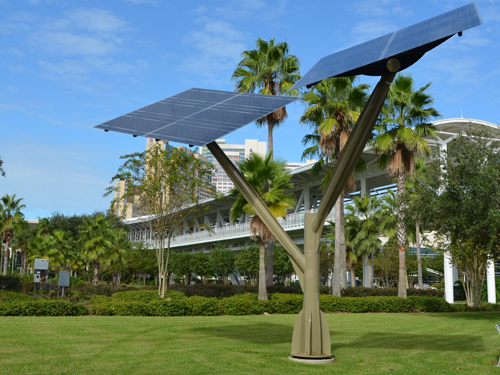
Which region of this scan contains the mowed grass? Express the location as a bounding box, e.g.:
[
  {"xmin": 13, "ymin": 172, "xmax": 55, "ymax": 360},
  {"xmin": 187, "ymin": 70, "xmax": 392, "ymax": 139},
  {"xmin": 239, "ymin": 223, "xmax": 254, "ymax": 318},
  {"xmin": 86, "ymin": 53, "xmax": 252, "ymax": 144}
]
[{"xmin": 1, "ymin": 312, "xmax": 499, "ymax": 375}]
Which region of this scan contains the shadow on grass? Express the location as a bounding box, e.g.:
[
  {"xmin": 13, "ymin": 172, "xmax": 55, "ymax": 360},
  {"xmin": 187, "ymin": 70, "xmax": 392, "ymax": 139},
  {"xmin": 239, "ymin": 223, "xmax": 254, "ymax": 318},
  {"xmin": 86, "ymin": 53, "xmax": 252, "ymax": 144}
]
[
  {"xmin": 193, "ymin": 322, "xmax": 293, "ymax": 344},
  {"xmin": 339, "ymin": 332, "xmax": 485, "ymax": 352}
]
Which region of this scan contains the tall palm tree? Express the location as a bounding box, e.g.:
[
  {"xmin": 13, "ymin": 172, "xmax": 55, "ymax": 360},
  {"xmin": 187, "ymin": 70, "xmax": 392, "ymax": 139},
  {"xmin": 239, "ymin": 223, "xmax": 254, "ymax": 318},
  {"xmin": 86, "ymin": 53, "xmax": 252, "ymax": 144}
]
[
  {"xmin": 301, "ymin": 76, "xmax": 369, "ymax": 296},
  {"xmin": 229, "ymin": 152, "xmax": 296, "ymax": 300},
  {"xmin": 103, "ymin": 228, "xmax": 131, "ymax": 286},
  {"xmin": 80, "ymin": 215, "xmax": 113, "ymax": 285},
  {"xmin": 373, "ymin": 73, "xmax": 440, "ymax": 298},
  {"xmin": 232, "ymin": 37, "xmax": 300, "ymax": 285},
  {"xmin": 1, "ymin": 194, "xmax": 25, "ymax": 275},
  {"xmin": 11, "ymin": 219, "xmax": 33, "ymax": 276},
  {"xmin": 346, "ymin": 195, "xmax": 383, "ymax": 288}
]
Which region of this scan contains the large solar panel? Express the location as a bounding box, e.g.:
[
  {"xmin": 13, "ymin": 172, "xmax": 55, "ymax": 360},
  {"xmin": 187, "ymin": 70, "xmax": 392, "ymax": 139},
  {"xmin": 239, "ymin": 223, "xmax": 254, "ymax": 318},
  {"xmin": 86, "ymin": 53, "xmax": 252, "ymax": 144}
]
[
  {"xmin": 291, "ymin": 2, "xmax": 482, "ymax": 89},
  {"xmin": 95, "ymin": 88, "xmax": 297, "ymax": 146}
]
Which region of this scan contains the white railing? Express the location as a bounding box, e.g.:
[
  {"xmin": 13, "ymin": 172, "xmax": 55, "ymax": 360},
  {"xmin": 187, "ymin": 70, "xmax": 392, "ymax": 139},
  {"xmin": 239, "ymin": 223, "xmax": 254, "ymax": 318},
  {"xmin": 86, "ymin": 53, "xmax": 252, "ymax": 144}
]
[{"xmin": 133, "ymin": 209, "xmax": 335, "ymax": 248}]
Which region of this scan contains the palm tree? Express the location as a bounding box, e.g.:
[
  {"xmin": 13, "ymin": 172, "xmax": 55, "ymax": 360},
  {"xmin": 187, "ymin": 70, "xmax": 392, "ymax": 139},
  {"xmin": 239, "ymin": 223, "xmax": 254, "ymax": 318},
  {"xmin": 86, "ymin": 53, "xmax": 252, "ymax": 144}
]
[
  {"xmin": 80, "ymin": 215, "xmax": 113, "ymax": 285},
  {"xmin": 232, "ymin": 37, "xmax": 300, "ymax": 286},
  {"xmin": 1, "ymin": 194, "xmax": 25, "ymax": 275},
  {"xmin": 229, "ymin": 152, "xmax": 296, "ymax": 300},
  {"xmin": 103, "ymin": 229, "xmax": 131, "ymax": 286},
  {"xmin": 27, "ymin": 234, "xmax": 65, "ymax": 268},
  {"xmin": 301, "ymin": 76, "xmax": 369, "ymax": 296},
  {"xmin": 373, "ymin": 73, "xmax": 440, "ymax": 298},
  {"xmin": 11, "ymin": 219, "xmax": 33, "ymax": 276},
  {"xmin": 346, "ymin": 195, "xmax": 383, "ymax": 288}
]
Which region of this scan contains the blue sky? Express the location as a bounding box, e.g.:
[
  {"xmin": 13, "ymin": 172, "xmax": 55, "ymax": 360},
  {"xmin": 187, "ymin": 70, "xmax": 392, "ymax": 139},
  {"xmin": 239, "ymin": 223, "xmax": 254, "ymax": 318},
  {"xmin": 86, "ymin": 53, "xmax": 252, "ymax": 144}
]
[{"xmin": 1, "ymin": 0, "xmax": 499, "ymax": 219}]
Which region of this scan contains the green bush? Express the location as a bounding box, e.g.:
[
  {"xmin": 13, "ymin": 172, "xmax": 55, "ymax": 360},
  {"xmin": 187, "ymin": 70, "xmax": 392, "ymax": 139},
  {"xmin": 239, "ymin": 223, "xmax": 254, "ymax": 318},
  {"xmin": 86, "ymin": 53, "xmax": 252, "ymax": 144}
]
[
  {"xmin": 341, "ymin": 287, "xmax": 443, "ymax": 298},
  {"xmin": 111, "ymin": 289, "xmax": 184, "ymax": 303},
  {"xmin": 76, "ymin": 284, "xmax": 121, "ymax": 296},
  {"xmin": 0, "ymin": 291, "xmax": 35, "ymax": 302},
  {"xmin": 0, "ymin": 299, "xmax": 88, "ymax": 316},
  {"xmin": 320, "ymin": 295, "xmax": 450, "ymax": 313},
  {"xmin": 0, "ymin": 275, "xmax": 22, "ymax": 292}
]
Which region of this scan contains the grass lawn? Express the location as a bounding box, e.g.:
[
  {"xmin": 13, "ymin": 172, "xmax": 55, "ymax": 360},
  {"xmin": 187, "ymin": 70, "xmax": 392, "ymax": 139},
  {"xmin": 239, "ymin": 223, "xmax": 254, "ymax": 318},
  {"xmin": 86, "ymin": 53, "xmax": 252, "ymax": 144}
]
[{"xmin": 1, "ymin": 312, "xmax": 499, "ymax": 375}]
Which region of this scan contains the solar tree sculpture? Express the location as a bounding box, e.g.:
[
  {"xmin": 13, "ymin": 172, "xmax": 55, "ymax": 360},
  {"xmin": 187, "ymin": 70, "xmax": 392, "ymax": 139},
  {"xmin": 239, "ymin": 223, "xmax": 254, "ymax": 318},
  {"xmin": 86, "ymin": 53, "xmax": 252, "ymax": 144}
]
[{"xmin": 95, "ymin": 3, "xmax": 482, "ymax": 363}]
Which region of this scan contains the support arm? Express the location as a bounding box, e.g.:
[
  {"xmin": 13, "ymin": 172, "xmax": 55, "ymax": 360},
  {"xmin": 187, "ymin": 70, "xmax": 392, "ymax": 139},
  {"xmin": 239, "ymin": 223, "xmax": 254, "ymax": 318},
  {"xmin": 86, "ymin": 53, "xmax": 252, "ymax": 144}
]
[
  {"xmin": 207, "ymin": 141, "xmax": 306, "ymax": 278},
  {"xmin": 312, "ymin": 73, "xmax": 396, "ymax": 233}
]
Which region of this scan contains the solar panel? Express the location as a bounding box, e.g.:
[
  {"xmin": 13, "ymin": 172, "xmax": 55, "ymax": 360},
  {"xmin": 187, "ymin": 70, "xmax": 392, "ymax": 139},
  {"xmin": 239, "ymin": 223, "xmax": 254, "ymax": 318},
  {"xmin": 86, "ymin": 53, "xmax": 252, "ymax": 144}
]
[
  {"xmin": 291, "ymin": 2, "xmax": 482, "ymax": 89},
  {"xmin": 95, "ymin": 88, "xmax": 297, "ymax": 146}
]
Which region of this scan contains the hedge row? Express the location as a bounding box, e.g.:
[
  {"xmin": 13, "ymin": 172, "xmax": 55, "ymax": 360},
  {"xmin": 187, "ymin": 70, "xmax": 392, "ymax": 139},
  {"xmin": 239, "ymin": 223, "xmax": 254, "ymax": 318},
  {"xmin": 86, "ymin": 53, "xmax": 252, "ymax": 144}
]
[
  {"xmin": 90, "ymin": 293, "xmax": 451, "ymax": 316},
  {"xmin": 0, "ymin": 299, "xmax": 88, "ymax": 316},
  {"xmin": 341, "ymin": 287, "xmax": 444, "ymax": 298}
]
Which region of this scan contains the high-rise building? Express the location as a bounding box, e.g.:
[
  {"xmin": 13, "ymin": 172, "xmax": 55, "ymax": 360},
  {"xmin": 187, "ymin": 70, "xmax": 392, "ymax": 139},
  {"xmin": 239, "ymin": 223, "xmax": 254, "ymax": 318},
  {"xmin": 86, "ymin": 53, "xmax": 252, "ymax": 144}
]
[
  {"xmin": 113, "ymin": 138, "xmax": 215, "ymax": 218},
  {"xmin": 199, "ymin": 139, "xmax": 266, "ymax": 193}
]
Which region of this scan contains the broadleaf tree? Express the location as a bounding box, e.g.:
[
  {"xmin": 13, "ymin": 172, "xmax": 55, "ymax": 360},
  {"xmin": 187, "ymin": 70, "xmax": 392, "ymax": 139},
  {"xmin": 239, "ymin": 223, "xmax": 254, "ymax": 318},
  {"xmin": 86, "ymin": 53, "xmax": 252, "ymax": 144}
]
[{"xmin": 106, "ymin": 144, "xmax": 214, "ymax": 298}]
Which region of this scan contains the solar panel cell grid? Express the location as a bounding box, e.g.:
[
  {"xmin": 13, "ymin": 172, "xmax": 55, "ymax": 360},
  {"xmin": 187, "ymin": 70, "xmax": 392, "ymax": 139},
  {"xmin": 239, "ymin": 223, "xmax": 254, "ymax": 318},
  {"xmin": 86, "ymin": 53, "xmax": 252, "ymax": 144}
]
[
  {"xmin": 94, "ymin": 89, "xmax": 297, "ymax": 146},
  {"xmin": 291, "ymin": 2, "xmax": 482, "ymax": 89}
]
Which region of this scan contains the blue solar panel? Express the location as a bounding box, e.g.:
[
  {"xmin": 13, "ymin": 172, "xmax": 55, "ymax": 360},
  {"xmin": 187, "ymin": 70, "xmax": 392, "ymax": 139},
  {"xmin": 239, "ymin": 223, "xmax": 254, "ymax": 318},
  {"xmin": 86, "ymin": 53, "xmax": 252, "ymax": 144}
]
[
  {"xmin": 291, "ymin": 3, "xmax": 482, "ymax": 89},
  {"xmin": 95, "ymin": 88, "xmax": 297, "ymax": 146}
]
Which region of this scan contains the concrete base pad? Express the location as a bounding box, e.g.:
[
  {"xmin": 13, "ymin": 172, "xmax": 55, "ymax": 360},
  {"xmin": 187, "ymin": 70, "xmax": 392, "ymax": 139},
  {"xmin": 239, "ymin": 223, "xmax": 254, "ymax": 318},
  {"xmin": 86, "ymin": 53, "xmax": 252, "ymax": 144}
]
[{"xmin": 288, "ymin": 356, "xmax": 335, "ymax": 364}]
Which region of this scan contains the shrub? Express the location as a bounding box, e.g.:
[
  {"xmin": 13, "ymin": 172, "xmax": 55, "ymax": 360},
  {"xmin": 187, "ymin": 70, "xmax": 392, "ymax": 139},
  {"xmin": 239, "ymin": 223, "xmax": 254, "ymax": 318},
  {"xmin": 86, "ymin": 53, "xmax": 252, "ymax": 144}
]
[
  {"xmin": 0, "ymin": 291, "xmax": 35, "ymax": 302},
  {"xmin": 341, "ymin": 287, "xmax": 443, "ymax": 298},
  {"xmin": 0, "ymin": 275, "xmax": 22, "ymax": 292},
  {"xmin": 320, "ymin": 295, "xmax": 451, "ymax": 313},
  {"xmin": 0, "ymin": 299, "xmax": 88, "ymax": 316},
  {"xmin": 111, "ymin": 290, "xmax": 185, "ymax": 303},
  {"xmin": 76, "ymin": 284, "xmax": 121, "ymax": 296}
]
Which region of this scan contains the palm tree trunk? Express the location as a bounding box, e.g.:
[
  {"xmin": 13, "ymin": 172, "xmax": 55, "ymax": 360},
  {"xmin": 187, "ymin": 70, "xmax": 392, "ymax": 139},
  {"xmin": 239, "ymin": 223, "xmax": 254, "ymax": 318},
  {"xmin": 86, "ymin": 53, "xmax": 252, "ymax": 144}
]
[
  {"xmin": 332, "ymin": 197, "xmax": 343, "ymax": 296},
  {"xmin": 397, "ymin": 170, "xmax": 407, "ymax": 298},
  {"xmin": 92, "ymin": 262, "xmax": 99, "ymax": 285},
  {"xmin": 3, "ymin": 236, "xmax": 11, "ymax": 276},
  {"xmin": 112, "ymin": 271, "xmax": 118, "ymax": 287},
  {"xmin": 339, "ymin": 201, "xmax": 347, "ymax": 290},
  {"xmin": 368, "ymin": 256, "xmax": 374, "ymax": 288},
  {"xmin": 266, "ymin": 241, "xmax": 274, "ymax": 286},
  {"xmin": 20, "ymin": 250, "xmax": 26, "ymax": 277},
  {"xmin": 265, "ymin": 116, "xmax": 275, "ymax": 288},
  {"xmin": 416, "ymin": 216, "xmax": 423, "ymax": 289},
  {"xmin": 258, "ymin": 239, "xmax": 268, "ymax": 300},
  {"xmin": 350, "ymin": 263, "xmax": 356, "ymax": 288}
]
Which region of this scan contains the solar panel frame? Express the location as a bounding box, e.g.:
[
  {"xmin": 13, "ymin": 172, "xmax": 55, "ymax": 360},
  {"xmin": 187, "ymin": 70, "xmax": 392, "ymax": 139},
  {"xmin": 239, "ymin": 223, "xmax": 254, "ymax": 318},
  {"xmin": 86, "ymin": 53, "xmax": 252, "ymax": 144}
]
[
  {"xmin": 291, "ymin": 2, "xmax": 483, "ymax": 89},
  {"xmin": 95, "ymin": 88, "xmax": 298, "ymax": 146}
]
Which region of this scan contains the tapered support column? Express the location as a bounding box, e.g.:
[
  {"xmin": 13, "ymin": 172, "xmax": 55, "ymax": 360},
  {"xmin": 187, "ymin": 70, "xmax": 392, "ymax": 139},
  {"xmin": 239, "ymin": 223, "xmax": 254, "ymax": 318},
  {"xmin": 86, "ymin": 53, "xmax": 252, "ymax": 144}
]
[
  {"xmin": 291, "ymin": 213, "xmax": 332, "ymax": 359},
  {"xmin": 487, "ymin": 259, "xmax": 496, "ymax": 304},
  {"xmin": 444, "ymin": 252, "xmax": 454, "ymax": 304}
]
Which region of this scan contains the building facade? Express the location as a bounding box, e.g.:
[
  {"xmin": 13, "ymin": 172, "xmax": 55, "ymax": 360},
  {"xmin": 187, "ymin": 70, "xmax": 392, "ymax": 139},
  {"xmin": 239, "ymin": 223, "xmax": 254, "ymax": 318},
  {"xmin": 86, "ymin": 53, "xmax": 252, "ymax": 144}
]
[
  {"xmin": 200, "ymin": 139, "xmax": 267, "ymax": 193},
  {"xmin": 113, "ymin": 138, "xmax": 215, "ymax": 218}
]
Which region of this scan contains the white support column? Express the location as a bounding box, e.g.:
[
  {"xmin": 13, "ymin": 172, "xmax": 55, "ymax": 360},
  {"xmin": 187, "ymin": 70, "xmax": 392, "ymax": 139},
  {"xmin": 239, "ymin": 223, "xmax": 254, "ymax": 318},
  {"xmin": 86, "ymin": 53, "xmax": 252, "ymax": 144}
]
[
  {"xmin": 361, "ymin": 177, "xmax": 369, "ymax": 288},
  {"xmin": 444, "ymin": 251, "xmax": 454, "ymax": 304},
  {"xmin": 295, "ymin": 189, "xmax": 305, "ymax": 213},
  {"xmin": 360, "ymin": 177, "xmax": 367, "ymax": 197},
  {"xmin": 487, "ymin": 259, "xmax": 496, "ymax": 304},
  {"xmin": 217, "ymin": 211, "xmax": 225, "ymax": 228},
  {"xmin": 362, "ymin": 257, "xmax": 369, "ymax": 287},
  {"xmin": 303, "ymin": 184, "xmax": 310, "ymax": 211}
]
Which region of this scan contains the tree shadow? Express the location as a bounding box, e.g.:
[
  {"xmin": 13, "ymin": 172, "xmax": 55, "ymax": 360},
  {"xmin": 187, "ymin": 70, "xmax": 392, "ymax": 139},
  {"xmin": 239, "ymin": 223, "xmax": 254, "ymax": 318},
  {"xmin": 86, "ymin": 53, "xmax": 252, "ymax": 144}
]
[
  {"xmin": 192, "ymin": 322, "xmax": 293, "ymax": 345},
  {"xmin": 337, "ymin": 332, "xmax": 485, "ymax": 352}
]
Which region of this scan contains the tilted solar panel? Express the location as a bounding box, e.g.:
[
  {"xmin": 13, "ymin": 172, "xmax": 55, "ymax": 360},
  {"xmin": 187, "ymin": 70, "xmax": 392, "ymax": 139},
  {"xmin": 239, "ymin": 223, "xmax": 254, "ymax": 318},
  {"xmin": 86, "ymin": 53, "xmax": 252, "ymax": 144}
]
[
  {"xmin": 95, "ymin": 88, "xmax": 297, "ymax": 146},
  {"xmin": 291, "ymin": 2, "xmax": 482, "ymax": 89}
]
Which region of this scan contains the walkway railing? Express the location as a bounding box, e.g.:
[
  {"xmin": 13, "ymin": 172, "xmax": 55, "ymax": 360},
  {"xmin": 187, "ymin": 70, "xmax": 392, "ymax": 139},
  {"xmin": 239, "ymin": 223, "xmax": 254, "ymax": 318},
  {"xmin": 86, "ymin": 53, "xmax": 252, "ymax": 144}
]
[{"xmin": 132, "ymin": 209, "xmax": 335, "ymax": 248}]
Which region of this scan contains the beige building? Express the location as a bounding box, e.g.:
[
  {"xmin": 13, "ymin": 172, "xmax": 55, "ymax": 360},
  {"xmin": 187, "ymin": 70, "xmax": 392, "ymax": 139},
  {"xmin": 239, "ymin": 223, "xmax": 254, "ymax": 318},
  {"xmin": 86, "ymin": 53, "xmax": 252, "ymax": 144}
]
[
  {"xmin": 113, "ymin": 138, "xmax": 215, "ymax": 219},
  {"xmin": 199, "ymin": 139, "xmax": 267, "ymax": 193}
]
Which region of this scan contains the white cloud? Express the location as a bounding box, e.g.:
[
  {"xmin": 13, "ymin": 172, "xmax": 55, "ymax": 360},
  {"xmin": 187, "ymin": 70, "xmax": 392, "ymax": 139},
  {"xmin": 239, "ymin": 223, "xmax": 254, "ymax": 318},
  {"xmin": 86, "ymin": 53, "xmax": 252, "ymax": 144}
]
[
  {"xmin": 65, "ymin": 8, "xmax": 126, "ymax": 33},
  {"xmin": 0, "ymin": 20, "xmax": 30, "ymax": 34},
  {"xmin": 181, "ymin": 19, "xmax": 247, "ymax": 85},
  {"xmin": 7, "ymin": 64, "xmax": 26, "ymax": 72},
  {"xmin": 29, "ymin": 31, "xmax": 121, "ymax": 56},
  {"xmin": 348, "ymin": 0, "xmax": 413, "ymax": 17},
  {"xmin": 38, "ymin": 57, "xmax": 142, "ymax": 76},
  {"xmin": 0, "ymin": 47, "xmax": 25, "ymax": 57},
  {"xmin": 351, "ymin": 19, "xmax": 397, "ymax": 43}
]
